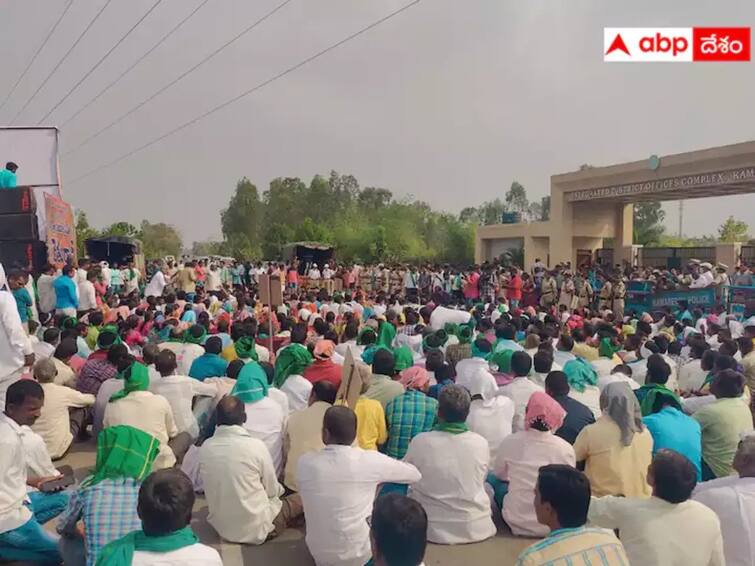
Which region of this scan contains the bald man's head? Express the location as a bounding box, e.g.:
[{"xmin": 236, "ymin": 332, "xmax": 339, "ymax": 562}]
[
  {"xmin": 322, "ymin": 405, "xmax": 357, "ymax": 446},
  {"xmin": 216, "ymin": 395, "xmax": 246, "ymax": 426}
]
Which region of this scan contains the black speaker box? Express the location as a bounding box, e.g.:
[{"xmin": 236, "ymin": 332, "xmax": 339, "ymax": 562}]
[
  {"xmin": 0, "ymin": 213, "xmax": 39, "ymax": 240},
  {"xmin": 0, "ymin": 240, "xmax": 47, "ymax": 271},
  {"xmin": 0, "ymin": 187, "xmax": 36, "ymax": 214}
]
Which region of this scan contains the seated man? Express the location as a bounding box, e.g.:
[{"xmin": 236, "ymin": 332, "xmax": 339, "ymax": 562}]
[
  {"xmin": 589, "ymin": 450, "xmax": 725, "ymax": 566},
  {"xmin": 693, "ymin": 369, "xmax": 754, "ymax": 480},
  {"xmin": 96, "ymin": 469, "xmax": 222, "ymax": 566},
  {"xmin": 363, "ymin": 348, "xmax": 405, "ymax": 407},
  {"xmin": 515, "ymin": 465, "xmax": 629, "ymax": 566},
  {"xmin": 31, "ymin": 359, "xmax": 95, "ymax": 460},
  {"xmin": 57, "ymin": 425, "xmax": 160, "ymax": 566},
  {"xmin": 545, "ymin": 370, "xmax": 595, "ymax": 445},
  {"xmin": 370, "ymin": 494, "xmax": 428, "ymax": 566},
  {"xmin": 406, "ymin": 385, "xmax": 497, "ymax": 544},
  {"xmin": 188, "ymin": 336, "xmax": 229, "ymax": 380},
  {"xmin": 199, "ymin": 396, "xmax": 298, "ymax": 544},
  {"xmin": 90, "ymin": 343, "xmax": 130, "ymax": 434},
  {"xmin": 693, "ymin": 435, "xmax": 755, "ymax": 566},
  {"xmin": 0, "ymin": 380, "xmax": 69, "ymax": 564},
  {"xmin": 104, "ymin": 359, "xmax": 189, "ymax": 469},
  {"xmin": 385, "ymin": 367, "xmax": 438, "ymax": 459},
  {"xmin": 499, "ymin": 351, "xmax": 542, "ymax": 431},
  {"xmin": 297, "ymin": 406, "xmax": 421, "ymax": 566}
]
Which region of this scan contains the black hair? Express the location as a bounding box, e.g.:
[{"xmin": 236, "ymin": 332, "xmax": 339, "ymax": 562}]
[
  {"xmin": 545, "ymin": 371, "xmax": 569, "ymax": 396},
  {"xmin": 371, "ymin": 494, "xmax": 428, "ymax": 566},
  {"xmin": 226, "ymin": 359, "xmax": 245, "ymax": 380},
  {"xmin": 312, "ymin": 381, "xmax": 338, "ymax": 404},
  {"xmin": 291, "ymin": 323, "xmax": 308, "ymax": 344},
  {"xmin": 6, "ymin": 379, "xmax": 44, "ymax": 410},
  {"xmin": 323, "ymin": 405, "xmax": 357, "ymax": 445},
  {"xmin": 511, "ymin": 351, "xmax": 532, "ymax": 377},
  {"xmin": 54, "ymin": 337, "xmax": 78, "ymax": 360},
  {"xmin": 714, "ymin": 355, "xmax": 737, "ymax": 373},
  {"xmin": 713, "ymin": 369, "xmax": 745, "ymax": 398},
  {"xmin": 652, "ymin": 334, "xmax": 669, "ymax": 354},
  {"xmin": 651, "ymin": 450, "xmax": 697, "ymax": 504},
  {"xmin": 43, "ymin": 327, "xmax": 60, "ymax": 344},
  {"xmin": 204, "ymin": 336, "xmax": 222, "ymax": 355},
  {"xmin": 611, "ymin": 364, "xmax": 632, "ymax": 377},
  {"xmin": 424, "ymin": 350, "xmax": 445, "ymax": 373},
  {"xmin": 533, "ymin": 351, "xmax": 553, "ymax": 374},
  {"xmin": 557, "ymin": 334, "xmax": 574, "ymax": 351},
  {"xmin": 138, "ymin": 469, "xmax": 195, "ymax": 535},
  {"xmin": 537, "ymin": 464, "xmax": 591, "ymax": 528},
  {"xmin": 155, "ymin": 349, "xmax": 178, "ymax": 376},
  {"xmin": 106, "ymin": 343, "xmax": 129, "ymax": 366},
  {"xmin": 259, "ymin": 362, "xmax": 275, "ymax": 385},
  {"xmin": 667, "ymin": 341, "xmax": 683, "ymax": 356},
  {"xmin": 645, "ymin": 354, "xmax": 671, "ymax": 385},
  {"xmin": 496, "ymin": 325, "xmax": 515, "ymax": 340},
  {"xmin": 373, "ymin": 348, "xmax": 396, "ymax": 376}
]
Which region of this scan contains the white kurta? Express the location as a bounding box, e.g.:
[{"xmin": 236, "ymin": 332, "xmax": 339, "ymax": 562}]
[
  {"xmin": 406, "ymin": 431, "xmax": 497, "ymax": 544},
  {"xmin": 243, "ymin": 397, "xmax": 287, "ymax": 478},
  {"xmin": 466, "ymin": 398, "xmax": 514, "ymax": 466},
  {"xmin": 199, "ymin": 425, "xmax": 283, "ymax": 544},
  {"xmin": 297, "ymin": 445, "xmax": 421, "ymax": 566},
  {"xmin": 589, "ymin": 495, "xmax": 725, "ymax": 566},
  {"xmin": 498, "ymin": 377, "xmax": 544, "ymax": 432},
  {"xmin": 693, "ymin": 476, "xmax": 755, "ymax": 566},
  {"xmin": 131, "ymin": 543, "xmax": 222, "ymax": 566}
]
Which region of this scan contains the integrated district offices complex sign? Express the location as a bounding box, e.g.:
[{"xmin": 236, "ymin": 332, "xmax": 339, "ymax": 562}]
[{"xmin": 566, "ymin": 166, "xmax": 755, "ymax": 202}]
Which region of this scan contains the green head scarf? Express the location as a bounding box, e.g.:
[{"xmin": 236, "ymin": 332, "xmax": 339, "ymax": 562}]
[
  {"xmin": 232, "ymin": 362, "xmax": 269, "ymax": 403},
  {"xmin": 109, "ymin": 362, "xmax": 150, "ymax": 402},
  {"xmin": 82, "ymin": 425, "xmax": 160, "ymax": 488},
  {"xmin": 61, "ymin": 316, "xmax": 78, "ymax": 330},
  {"xmin": 377, "ymin": 322, "xmax": 397, "ymax": 349},
  {"xmin": 393, "ymin": 346, "xmax": 414, "ymax": 372},
  {"xmin": 234, "ymin": 336, "xmax": 258, "ymax": 361},
  {"xmin": 183, "ymin": 325, "xmax": 207, "ymax": 345},
  {"xmin": 490, "ymin": 349, "xmax": 513, "ymax": 373},
  {"xmin": 457, "ymin": 326, "xmax": 473, "ymax": 345},
  {"xmin": 444, "ymin": 323, "xmax": 460, "ymax": 337},
  {"xmin": 357, "ymin": 327, "xmax": 377, "ymax": 346},
  {"xmin": 599, "ymin": 337, "xmax": 620, "ymax": 359},
  {"xmin": 273, "ymin": 343, "xmax": 313, "ymax": 388},
  {"xmin": 95, "ymin": 527, "xmax": 198, "ymax": 566},
  {"xmin": 639, "ymin": 384, "xmax": 683, "ymax": 417},
  {"xmin": 563, "ymin": 358, "xmax": 599, "ymax": 393},
  {"xmin": 471, "ymin": 339, "xmax": 492, "ymax": 361},
  {"xmin": 97, "ymin": 328, "xmax": 123, "ymax": 350}
]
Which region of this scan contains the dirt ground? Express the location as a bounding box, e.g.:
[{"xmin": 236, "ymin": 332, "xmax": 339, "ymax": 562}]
[{"xmin": 52, "ymin": 441, "xmax": 535, "ymax": 566}]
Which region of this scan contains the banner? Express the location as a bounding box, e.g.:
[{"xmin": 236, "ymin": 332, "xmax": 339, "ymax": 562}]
[
  {"xmin": 649, "ymin": 288, "xmax": 716, "ymax": 309},
  {"xmin": 44, "ymin": 193, "xmax": 76, "ymax": 268}
]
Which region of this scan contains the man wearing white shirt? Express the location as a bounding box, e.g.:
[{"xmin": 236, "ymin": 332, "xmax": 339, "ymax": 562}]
[
  {"xmin": 499, "ymin": 351, "xmax": 543, "ymax": 432},
  {"xmin": 0, "ymin": 380, "xmax": 69, "ymax": 563},
  {"xmin": 298, "ymin": 405, "xmax": 421, "ymax": 566},
  {"xmin": 0, "ymin": 263, "xmax": 34, "ymax": 407},
  {"xmin": 200, "ymin": 397, "xmax": 298, "ymax": 544},
  {"xmin": 36, "ymin": 264, "xmax": 57, "ymax": 315},
  {"xmin": 78, "ymin": 270, "xmax": 98, "ymax": 313},
  {"xmin": 406, "ymin": 385, "xmax": 497, "ymax": 544},
  {"xmin": 308, "ymin": 263, "xmax": 321, "ymax": 283},
  {"xmin": 464, "ymin": 367, "xmax": 514, "ymax": 463},
  {"xmin": 145, "ymin": 265, "xmax": 168, "ymax": 298},
  {"xmin": 693, "ymin": 435, "xmax": 755, "ymax": 566}
]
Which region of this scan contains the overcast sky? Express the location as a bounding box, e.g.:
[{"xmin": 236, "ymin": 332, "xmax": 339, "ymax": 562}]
[{"xmin": 1, "ymin": 0, "xmax": 754, "ymax": 244}]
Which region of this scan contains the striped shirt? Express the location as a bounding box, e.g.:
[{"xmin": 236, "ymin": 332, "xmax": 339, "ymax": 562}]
[
  {"xmin": 385, "ymin": 390, "xmax": 438, "ymax": 459},
  {"xmin": 515, "ymin": 526, "xmax": 629, "ymax": 566}
]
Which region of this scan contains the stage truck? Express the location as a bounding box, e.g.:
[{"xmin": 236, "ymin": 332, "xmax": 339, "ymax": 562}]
[{"xmin": 0, "ymin": 127, "xmax": 76, "ymax": 272}]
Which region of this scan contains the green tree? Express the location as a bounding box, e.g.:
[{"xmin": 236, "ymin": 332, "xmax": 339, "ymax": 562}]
[
  {"xmin": 358, "ymin": 187, "xmax": 393, "ymax": 210},
  {"xmin": 140, "ymin": 221, "xmax": 182, "ymax": 259},
  {"xmin": 191, "ymin": 240, "xmax": 223, "ymax": 256},
  {"xmin": 459, "ymin": 207, "xmax": 481, "ymax": 223},
  {"xmin": 633, "ymin": 202, "xmax": 665, "ymax": 245},
  {"xmin": 505, "ymin": 181, "xmax": 529, "ymax": 214},
  {"xmin": 100, "ymin": 221, "xmax": 140, "ymax": 239},
  {"xmin": 478, "ymin": 198, "xmax": 507, "ymax": 225},
  {"xmin": 718, "ymin": 216, "xmax": 749, "ymax": 242},
  {"xmin": 221, "ymin": 178, "xmax": 262, "ymax": 259},
  {"xmin": 74, "ymin": 211, "xmax": 98, "ymax": 257}
]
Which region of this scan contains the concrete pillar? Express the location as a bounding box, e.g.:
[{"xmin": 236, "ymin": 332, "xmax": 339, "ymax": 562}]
[
  {"xmin": 613, "ymin": 204, "xmax": 634, "ymax": 266},
  {"xmin": 715, "ymin": 243, "xmax": 741, "ymax": 273},
  {"xmin": 474, "ymin": 229, "xmax": 484, "ymax": 264},
  {"xmin": 548, "ymin": 183, "xmax": 574, "ymax": 267}
]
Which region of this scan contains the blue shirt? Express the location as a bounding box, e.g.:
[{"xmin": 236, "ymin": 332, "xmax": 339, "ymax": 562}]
[
  {"xmin": 53, "ymin": 274, "xmax": 78, "ymax": 310},
  {"xmin": 12, "ymin": 288, "xmax": 32, "ymax": 322},
  {"xmin": 643, "ymin": 406, "xmax": 702, "ymax": 480},
  {"xmin": 552, "ymin": 394, "xmax": 596, "ymax": 445},
  {"xmin": 0, "ymin": 169, "xmax": 17, "ymax": 188},
  {"xmin": 189, "ymin": 352, "xmax": 229, "ymax": 381}
]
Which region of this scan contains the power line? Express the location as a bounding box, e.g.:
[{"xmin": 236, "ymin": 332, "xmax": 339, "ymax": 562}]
[
  {"xmin": 37, "ymin": 0, "xmax": 164, "ymax": 125},
  {"xmin": 66, "ymin": 0, "xmax": 423, "ymax": 186},
  {"xmin": 0, "ymin": 0, "xmax": 74, "ymax": 119},
  {"xmin": 59, "ymin": 0, "xmax": 211, "ymax": 129},
  {"xmin": 63, "ymin": 0, "xmax": 293, "ymax": 157},
  {"xmin": 10, "ymin": 0, "xmax": 113, "ymax": 126}
]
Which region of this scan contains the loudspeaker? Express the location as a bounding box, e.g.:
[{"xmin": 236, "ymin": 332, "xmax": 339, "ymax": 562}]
[
  {"xmin": 0, "ymin": 187, "xmax": 35, "ymax": 215},
  {"xmin": 0, "ymin": 213, "xmax": 38, "ymax": 240},
  {"xmin": 0, "ymin": 240, "xmax": 47, "ymax": 271}
]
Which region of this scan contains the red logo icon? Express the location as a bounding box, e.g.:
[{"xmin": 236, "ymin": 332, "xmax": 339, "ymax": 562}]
[
  {"xmin": 692, "ymin": 27, "xmax": 750, "ymax": 61},
  {"xmin": 605, "ymin": 34, "xmax": 630, "ymax": 56}
]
